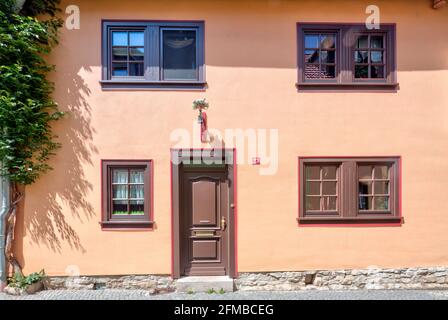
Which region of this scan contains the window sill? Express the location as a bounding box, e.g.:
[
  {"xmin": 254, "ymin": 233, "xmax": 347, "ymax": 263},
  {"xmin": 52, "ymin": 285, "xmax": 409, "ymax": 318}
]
[
  {"xmin": 100, "ymin": 220, "xmax": 154, "ymax": 230},
  {"xmin": 100, "ymin": 80, "xmax": 207, "ymax": 91},
  {"xmin": 296, "ymin": 82, "xmax": 399, "ymax": 92},
  {"xmin": 297, "ymin": 216, "xmax": 402, "ymax": 225}
]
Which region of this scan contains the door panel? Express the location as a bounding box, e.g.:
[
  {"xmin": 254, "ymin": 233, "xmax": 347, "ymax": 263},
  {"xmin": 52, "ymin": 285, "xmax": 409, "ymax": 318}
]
[
  {"xmin": 181, "ymin": 168, "xmax": 229, "ymax": 276},
  {"xmin": 191, "ymin": 239, "xmax": 220, "ymax": 261},
  {"xmin": 192, "ymin": 180, "xmax": 217, "ymax": 226}
]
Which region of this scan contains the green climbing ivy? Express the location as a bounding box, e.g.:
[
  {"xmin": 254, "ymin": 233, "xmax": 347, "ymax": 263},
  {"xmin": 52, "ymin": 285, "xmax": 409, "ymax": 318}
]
[{"xmin": 0, "ymin": 0, "xmax": 63, "ymax": 185}]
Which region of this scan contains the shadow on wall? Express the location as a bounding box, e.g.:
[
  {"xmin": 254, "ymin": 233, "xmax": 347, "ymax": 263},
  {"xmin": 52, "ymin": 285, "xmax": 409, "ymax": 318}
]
[{"xmin": 14, "ymin": 63, "xmax": 97, "ymax": 262}]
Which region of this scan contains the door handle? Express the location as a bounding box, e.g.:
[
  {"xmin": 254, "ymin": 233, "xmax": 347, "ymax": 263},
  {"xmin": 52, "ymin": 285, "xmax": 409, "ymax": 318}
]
[{"xmin": 221, "ymin": 216, "xmax": 227, "ymax": 231}]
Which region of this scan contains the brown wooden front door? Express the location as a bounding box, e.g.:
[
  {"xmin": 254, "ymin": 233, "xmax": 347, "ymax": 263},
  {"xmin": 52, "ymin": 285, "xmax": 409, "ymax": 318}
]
[{"xmin": 180, "ymin": 166, "xmax": 230, "ymax": 276}]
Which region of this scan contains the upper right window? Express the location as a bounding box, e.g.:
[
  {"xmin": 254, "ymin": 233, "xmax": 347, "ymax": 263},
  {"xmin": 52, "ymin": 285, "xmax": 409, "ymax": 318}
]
[{"xmin": 297, "ymin": 23, "xmax": 397, "ymax": 90}]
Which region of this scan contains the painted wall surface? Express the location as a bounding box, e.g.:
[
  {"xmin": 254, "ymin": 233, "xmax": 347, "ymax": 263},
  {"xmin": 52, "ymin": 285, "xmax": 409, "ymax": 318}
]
[{"xmin": 14, "ymin": 0, "xmax": 448, "ymax": 276}]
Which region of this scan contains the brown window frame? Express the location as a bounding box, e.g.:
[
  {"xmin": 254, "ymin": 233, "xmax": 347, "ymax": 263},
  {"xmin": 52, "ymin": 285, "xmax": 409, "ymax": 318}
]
[
  {"xmin": 101, "ymin": 160, "xmax": 154, "ymax": 229},
  {"xmin": 101, "ymin": 21, "xmax": 205, "ymax": 90},
  {"xmin": 297, "ymin": 23, "xmax": 397, "ymax": 91},
  {"xmin": 298, "ymin": 157, "xmax": 401, "ymax": 225}
]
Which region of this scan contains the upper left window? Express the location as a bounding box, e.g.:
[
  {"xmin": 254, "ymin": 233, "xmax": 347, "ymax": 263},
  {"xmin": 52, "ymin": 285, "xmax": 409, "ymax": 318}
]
[{"xmin": 101, "ymin": 21, "xmax": 205, "ymax": 89}]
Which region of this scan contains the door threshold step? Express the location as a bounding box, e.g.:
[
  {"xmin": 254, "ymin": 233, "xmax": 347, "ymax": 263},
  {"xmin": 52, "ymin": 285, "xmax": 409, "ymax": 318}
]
[{"xmin": 176, "ymin": 276, "xmax": 235, "ymax": 293}]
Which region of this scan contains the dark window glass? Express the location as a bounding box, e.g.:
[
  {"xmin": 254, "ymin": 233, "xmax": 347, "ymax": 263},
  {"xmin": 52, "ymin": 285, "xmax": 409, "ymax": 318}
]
[
  {"xmin": 303, "ymin": 32, "xmax": 337, "ymax": 80},
  {"xmin": 321, "ymin": 50, "xmax": 335, "ymax": 63},
  {"xmin": 354, "ymin": 51, "xmax": 368, "ymax": 63},
  {"xmin": 305, "ymin": 50, "xmax": 319, "ymax": 63},
  {"xmin": 370, "ymin": 36, "xmax": 384, "ymax": 48},
  {"xmin": 370, "ymin": 66, "xmax": 384, "ymax": 78},
  {"xmin": 356, "ymin": 35, "xmax": 369, "ymax": 48},
  {"xmin": 354, "ymin": 34, "xmax": 385, "ymax": 79},
  {"xmin": 162, "ymin": 29, "xmax": 197, "ymax": 80},
  {"xmin": 355, "ymin": 65, "xmax": 368, "ymax": 78},
  {"xmin": 358, "ymin": 164, "xmax": 390, "ymax": 211},
  {"xmin": 129, "ymin": 63, "xmax": 144, "ymax": 76},
  {"xmin": 112, "ymin": 63, "xmax": 128, "ymax": 76}
]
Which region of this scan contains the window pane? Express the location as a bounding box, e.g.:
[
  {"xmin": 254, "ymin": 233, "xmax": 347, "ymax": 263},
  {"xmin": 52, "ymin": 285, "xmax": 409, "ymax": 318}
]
[
  {"xmin": 304, "ymin": 35, "xmax": 319, "ymax": 48},
  {"xmin": 371, "ymin": 51, "xmax": 383, "ymax": 63},
  {"xmin": 129, "ymin": 62, "xmax": 144, "ymax": 76},
  {"xmin": 374, "ymin": 181, "xmax": 389, "ymax": 195},
  {"xmin": 320, "ymin": 65, "xmax": 335, "ymax": 78},
  {"xmin": 305, "ymin": 65, "xmax": 336, "ymax": 79},
  {"xmin": 306, "ymin": 181, "xmax": 320, "ymax": 195},
  {"xmin": 355, "ymin": 65, "xmax": 368, "ymax": 78},
  {"xmin": 306, "ymin": 197, "xmax": 320, "ymax": 211},
  {"xmin": 306, "ymin": 166, "xmax": 320, "ymax": 180},
  {"xmin": 113, "ymin": 185, "xmax": 128, "ymax": 199},
  {"xmin": 370, "ymin": 36, "xmax": 384, "ymax": 49},
  {"xmin": 162, "ymin": 29, "xmax": 197, "ymax": 80},
  {"xmin": 374, "ymin": 165, "xmax": 389, "ymax": 179},
  {"xmin": 358, "ymin": 165, "xmax": 373, "ymax": 179},
  {"xmin": 130, "ymin": 185, "xmax": 144, "ymax": 199},
  {"xmin": 359, "ymin": 181, "xmax": 373, "ymax": 195},
  {"xmin": 112, "ymin": 200, "xmax": 128, "ymax": 215},
  {"xmin": 112, "ymin": 31, "xmax": 128, "ymax": 46},
  {"xmin": 320, "ymin": 50, "xmax": 335, "ymax": 63},
  {"xmin": 322, "ymin": 166, "xmax": 337, "ymax": 179},
  {"xmin": 370, "ymin": 65, "xmax": 384, "ymax": 78},
  {"xmin": 355, "ymin": 51, "xmax": 368, "ymax": 63},
  {"xmin": 304, "ymin": 50, "xmax": 319, "ymax": 63},
  {"xmin": 129, "ymin": 31, "xmax": 144, "ymax": 46},
  {"xmin": 322, "ymin": 196, "xmax": 337, "ymax": 211},
  {"xmin": 112, "ymin": 63, "xmax": 128, "ymax": 76},
  {"xmin": 113, "ymin": 169, "xmax": 128, "ymax": 183},
  {"xmin": 320, "ymin": 34, "xmax": 336, "ymax": 49},
  {"xmin": 129, "ymin": 200, "xmax": 144, "ymax": 215},
  {"xmin": 359, "ymin": 196, "xmax": 373, "ymax": 210},
  {"xmin": 374, "ymin": 196, "xmax": 389, "ymax": 210},
  {"xmin": 322, "ymin": 182, "xmax": 337, "ymax": 195},
  {"xmin": 129, "ymin": 47, "xmax": 144, "ymax": 61},
  {"xmin": 356, "ymin": 35, "xmax": 368, "ymax": 48},
  {"xmin": 130, "ymin": 170, "xmax": 144, "ymax": 183},
  {"xmin": 112, "ymin": 47, "xmax": 128, "ymax": 61}
]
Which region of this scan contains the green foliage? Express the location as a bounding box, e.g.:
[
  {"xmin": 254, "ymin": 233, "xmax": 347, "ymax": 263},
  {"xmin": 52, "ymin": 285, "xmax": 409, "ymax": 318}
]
[
  {"xmin": 8, "ymin": 269, "xmax": 45, "ymax": 289},
  {"xmin": 206, "ymin": 288, "xmax": 217, "ymax": 294},
  {"xmin": 0, "ymin": 0, "xmax": 63, "ymax": 185},
  {"xmin": 187, "ymin": 288, "xmax": 194, "ymax": 294},
  {"xmin": 113, "ymin": 211, "xmax": 145, "ymax": 215},
  {"xmin": 192, "ymin": 98, "xmax": 209, "ymax": 111},
  {"xmin": 218, "ymin": 288, "xmax": 225, "ymax": 294},
  {"xmin": 21, "ymin": 0, "xmax": 61, "ymax": 17}
]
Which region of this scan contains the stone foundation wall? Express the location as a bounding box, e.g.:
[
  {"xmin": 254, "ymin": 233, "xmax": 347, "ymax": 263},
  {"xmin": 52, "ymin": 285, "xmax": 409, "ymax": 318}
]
[
  {"xmin": 44, "ymin": 266, "xmax": 448, "ymax": 292},
  {"xmin": 235, "ymin": 266, "xmax": 448, "ymax": 291},
  {"xmin": 44, "ymin": 275, "xmax": 175, "ymax": 293}
]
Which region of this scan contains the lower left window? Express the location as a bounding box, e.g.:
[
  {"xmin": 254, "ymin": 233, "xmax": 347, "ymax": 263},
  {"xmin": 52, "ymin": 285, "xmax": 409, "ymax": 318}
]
[{"xmin": 101, "ymin": 160, "xmax": 153, "ymax": 229}]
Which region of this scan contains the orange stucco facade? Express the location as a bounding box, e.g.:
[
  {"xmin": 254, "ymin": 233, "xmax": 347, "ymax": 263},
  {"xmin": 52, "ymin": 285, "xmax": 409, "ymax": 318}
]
[{"xmin": 15, "ymin": 0, "xmax": 448, "ymax": 277}]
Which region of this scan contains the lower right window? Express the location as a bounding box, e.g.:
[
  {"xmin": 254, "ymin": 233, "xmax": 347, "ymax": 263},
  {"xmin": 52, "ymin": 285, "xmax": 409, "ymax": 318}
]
[{"xmin": 299, "ymin": 157, "xmax": 401, "ymax": 225}]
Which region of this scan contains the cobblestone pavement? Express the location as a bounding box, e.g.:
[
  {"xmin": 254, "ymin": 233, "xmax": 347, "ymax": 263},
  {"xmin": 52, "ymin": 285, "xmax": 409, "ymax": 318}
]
[{"xmin": 1, "ymin": 289, "xmax": 448, "ymax": 300}]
